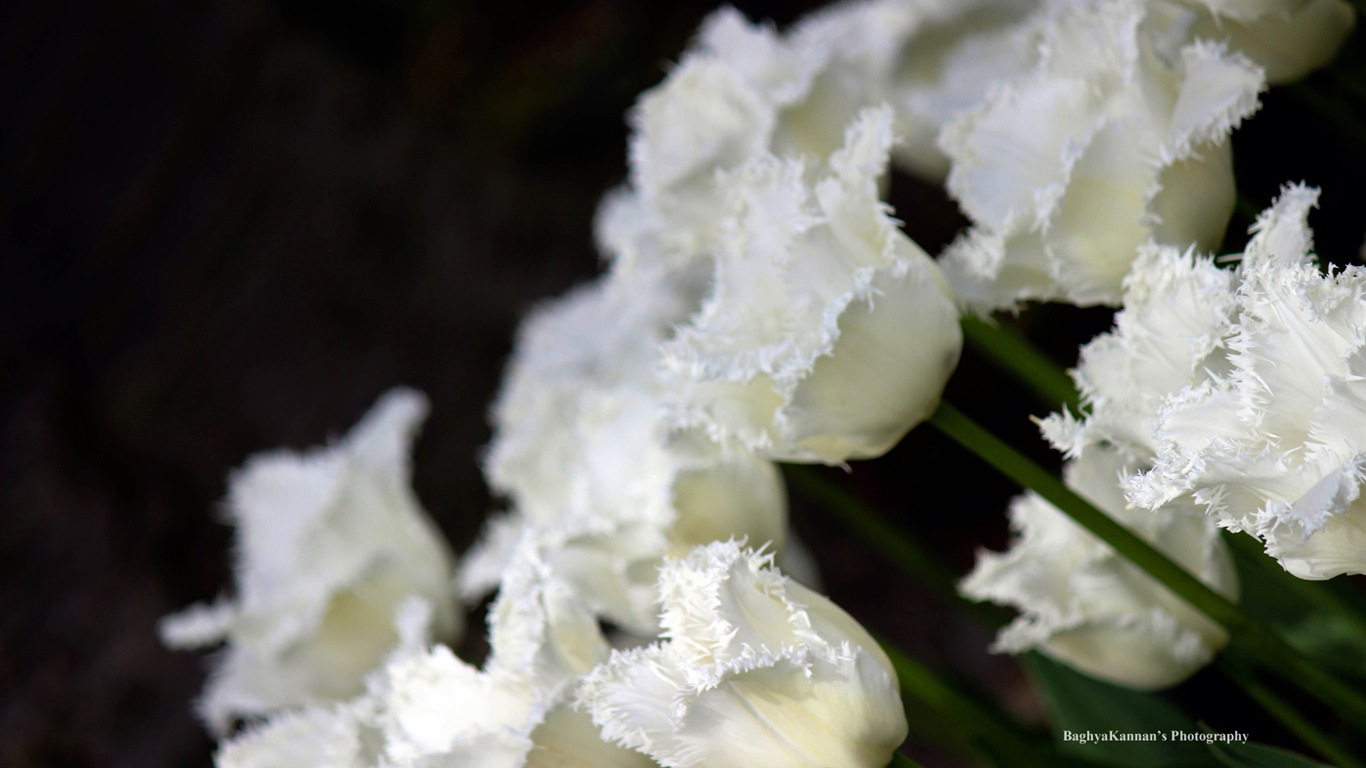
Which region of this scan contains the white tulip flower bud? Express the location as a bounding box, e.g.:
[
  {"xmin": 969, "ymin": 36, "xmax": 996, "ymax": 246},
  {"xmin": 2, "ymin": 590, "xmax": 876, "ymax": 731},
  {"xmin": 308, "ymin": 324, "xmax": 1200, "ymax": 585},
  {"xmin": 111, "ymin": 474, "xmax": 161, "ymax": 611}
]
[
  {"xmin": 580, "ymin": 540, "xmax": 907, "ymax": 768},
  {"xmin": 662, "ymin": 106, "xmax": 961, "ymax": 464},
  {"xmin": 939, "ymin": 0, "xmax": 1264, "ymax": 310},
  {"xmin": 159, "ymin": 389, "xmax": 460, "ymax": 733}
]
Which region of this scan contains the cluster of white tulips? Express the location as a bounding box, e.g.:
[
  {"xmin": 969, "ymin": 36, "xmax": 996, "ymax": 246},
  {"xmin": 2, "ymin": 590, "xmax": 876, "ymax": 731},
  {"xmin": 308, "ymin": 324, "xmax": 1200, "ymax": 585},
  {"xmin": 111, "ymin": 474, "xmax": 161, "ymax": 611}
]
[{"xmin": 164, "ymin": 0, "xmax": 1362, "ymax": 765}]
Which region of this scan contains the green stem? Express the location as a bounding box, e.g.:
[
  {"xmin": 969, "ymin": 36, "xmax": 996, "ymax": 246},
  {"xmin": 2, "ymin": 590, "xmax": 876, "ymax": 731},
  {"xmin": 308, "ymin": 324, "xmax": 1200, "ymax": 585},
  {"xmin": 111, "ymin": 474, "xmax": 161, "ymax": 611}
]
[
  {"xmin": 961, "ymin": 315, "xmax": 1081, "ymax": 413},
  {"xmin": 927, "ymin": 401, "xmax": 1366, "ymax": 731}
]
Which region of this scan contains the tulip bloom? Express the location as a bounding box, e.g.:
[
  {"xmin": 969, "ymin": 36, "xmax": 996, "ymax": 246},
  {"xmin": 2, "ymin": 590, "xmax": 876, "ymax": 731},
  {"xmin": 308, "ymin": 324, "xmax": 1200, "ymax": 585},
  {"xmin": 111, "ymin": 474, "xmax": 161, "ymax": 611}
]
[
  {"xmin": 1131, "ymin": 186, "xmax": 1366, "ymax": 579},
  {"xmin": 159, "ymin": 389, "xmax": 460, "ymax": 732},
  {"xmin": 580, "ymin": 540, "xmax": 908, "ymax": 768},
  {"xmin": 661, "ymin": 107, "xmax": 961, "ymax": 464}
]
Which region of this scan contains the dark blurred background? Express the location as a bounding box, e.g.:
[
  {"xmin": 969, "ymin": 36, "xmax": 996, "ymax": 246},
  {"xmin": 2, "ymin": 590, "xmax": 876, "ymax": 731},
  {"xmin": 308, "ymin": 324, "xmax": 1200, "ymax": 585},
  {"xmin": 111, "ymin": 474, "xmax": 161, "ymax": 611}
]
[{"xmin": 2, "ymin": 0, "xmax": 1363, "ymax": 766}]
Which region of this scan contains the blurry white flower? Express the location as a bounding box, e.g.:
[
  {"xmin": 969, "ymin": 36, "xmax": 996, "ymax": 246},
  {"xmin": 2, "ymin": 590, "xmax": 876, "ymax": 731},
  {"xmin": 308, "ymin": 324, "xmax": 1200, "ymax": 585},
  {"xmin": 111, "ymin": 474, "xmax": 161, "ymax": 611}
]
[
  {"xmin": 367, "ymin": 545, "xmax": 653, "ymax": 768},
  {"xmin": 214, "ymin": 701, "xmax": 373, "ymax": 768},
  {"xmin": 599, "ymin": 3, "xmax": 925, "ymax": 275},
  {"xmin": 216, "ymin": 551, "xmax": 654, "ymax": 768},
  {"xmin": 962, "ymin": 444, "xmax": 1238, "ymax": 689},
  {"xmin": 662, "ymin": 107, "xmax": 961, "ymax": 464},
  {"xmin": 159, "ymin": 389, "xmax": 460, "ymax": 733},
  {"xmin": 939, "ymin": 0, "xmax": 1264, "ymax": 310},
  {"xmin": 579, "ymin": 540, "xmax": 908, "ymax": 768},
  {"xmin": 1130, "ymin": 186, "xmax": 1366, "ymax": 579},
  {"xmin": 1156, "ymin": 0, "xmax": 1355, "ymax": 84},
  {"xmin": 791, "ymin": 0, "xmax": 1048, "ymax": 182},
  {"xmin": 467, "ymin": 269, "xmax": 789, "ymax": 635},
  {"xmin": 599, "ymin": 8, "xmax": 827, "ymax": 276}
]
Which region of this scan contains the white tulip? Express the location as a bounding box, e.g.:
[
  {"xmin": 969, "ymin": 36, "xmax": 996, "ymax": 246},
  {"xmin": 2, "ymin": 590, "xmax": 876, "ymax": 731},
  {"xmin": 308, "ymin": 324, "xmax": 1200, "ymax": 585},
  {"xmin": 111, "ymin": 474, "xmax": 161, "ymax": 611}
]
[
  {"xmin": 662, "ymin": 107, "xmax": 961, "ymax": 463},
  {"xmin": 1040, "ymin": 241, "xmax": 1237, "ymax": 461},
  {"xmin": 468, "ymin": 269, "xmax": 789, "ymax": 635},
  {"xmin": 970, "ymin": 237, "xmax": 1245, "ymax": 688},
  {"xmin": 962, "ymin": 445, "xmax": 1238, "ymax": 689},
  {"xmin": 579, "ymin": 540, "xmax": 907, "ymax": 768},
  {"xmin": 160, "ymin": 389, "xmax": 460, "ymax": 733},
  {"xmin": 939, "ymin": 0, "xmax": 1264, "ymax": 310},
  {"xmin": 214, "ymin": 555, "xmax": 653, "ymax": 768},
  {"xmin": 1131, "ymin": 186, "xmax": 1366, "ymax": 579}
]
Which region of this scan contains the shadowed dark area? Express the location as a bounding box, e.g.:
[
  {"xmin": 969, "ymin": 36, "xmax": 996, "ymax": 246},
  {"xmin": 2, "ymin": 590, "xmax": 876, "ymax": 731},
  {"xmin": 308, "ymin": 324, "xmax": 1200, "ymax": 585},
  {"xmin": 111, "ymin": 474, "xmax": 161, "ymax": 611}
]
[{"xmin": 2, "ymin": 1, "xmax": 1363, "ymax": 766}]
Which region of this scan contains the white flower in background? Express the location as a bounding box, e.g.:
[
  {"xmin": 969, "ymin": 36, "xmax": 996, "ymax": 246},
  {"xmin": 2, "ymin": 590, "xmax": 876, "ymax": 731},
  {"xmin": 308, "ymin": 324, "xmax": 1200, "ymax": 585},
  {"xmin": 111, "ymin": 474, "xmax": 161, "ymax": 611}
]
[
  {"xmin": 159, "ymin": 389, "xmax": 461, "ymax": 733},
  {"xmin": 792, "ymin": 0, "xmax": 1048, "ymax": 182},
  {"xmin": 214, "ymin": 555, "xmax": 655, "ymax": 768},
  {"xmin": 214, "ymin": 701, "xmax": 373, "ymax": 768},
  {"xmin": 1155, "ymin": 0, "xmax": 1355, "ymax": 84},
  {"xmin": 468, "ymin": 269, "xmax": 789, "ymax": 635},
  {"xmin": 962, "ymin": 444, "xmax": 1238, "ymax": 690},
  {"xmin": 1130, "ymin": 186, "xmax": 1366, "ymax": 580},
  {"xmin": 360, "ymin": 550, "xmax": 654, "ymax": 768},
  {"xmin": 579, "ymin": 540, "xmax": 907, "ymax": 768},
  {"xmin": 599, "ymin": 8, "xmax": 826, "ymax": 276},
  {"xmin": 599, "ymin": 2, "xmax": 929, "ymax": 275},
  {"xmin": 662, "ymin": 107, "xmax": 961, "ymax": 464},
  {"xmin": 939, "ymin": 0, "xmax": 1264, "ymax": 310}
]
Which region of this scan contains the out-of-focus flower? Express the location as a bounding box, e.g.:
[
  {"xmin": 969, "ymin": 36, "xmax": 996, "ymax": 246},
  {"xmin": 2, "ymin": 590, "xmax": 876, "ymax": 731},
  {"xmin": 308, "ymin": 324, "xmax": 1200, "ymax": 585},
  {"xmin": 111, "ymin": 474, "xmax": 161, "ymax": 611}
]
[
  {"xmin": 466, "ymin": 269, "xmax": 788, "ymax": 635},
  {"xmin": 600, "ymin": 1, "xmax": 970, "ymax": 275},
  {"xmin": 662, "ymin": 107, "xmax": 961, "ymax": 464},
  {"xmin": 365, "ymin": 552, "xmax": 654, "ymax": 768},
  {"xmin": 939, "ymin": 0, "xmax": 1264, "ymax": 310},
  {"xmin": 579, "ymin": 540, "xmax": 907, "ymax": 768},
  {"xmin": 800, "ymin": 0, "xmax": 1047, "ymax": 182},
  {"xmin": 1156, "ymin": 0, "xmax": 1355, "ymax": 84},
  {"xmin": 599, "ymin": 8, "xmax": 832, "ymax": 276},
  {"xmin": 962, "ymin": 445, "xmax": 1238, "ymax": 689},
  {"xmin": 159, "ymin": 389, "xmax": 460, "ymax": 733},
  {"xmin": 1130, "ymin": 186, "xmax": 1366, "ymax": 580},
  {"xmin": 214, "ymin": 701, "xmax": 372, "ymax": 768},
  {"xmin": 218, "ymin": 549, "xmax": 655, "ymax": 768}
]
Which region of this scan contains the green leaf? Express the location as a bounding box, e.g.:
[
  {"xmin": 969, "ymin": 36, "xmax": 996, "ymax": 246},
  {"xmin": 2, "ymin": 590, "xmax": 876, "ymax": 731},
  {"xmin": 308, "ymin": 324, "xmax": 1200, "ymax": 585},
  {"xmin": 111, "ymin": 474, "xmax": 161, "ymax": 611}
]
[
  {"xmin": 1207, "ymin": 739, "xmax": 1332, "ymax": 768},
  {"xmin": 1024, "ymin": 654, "xmax": 1217, "ymax": 767}
]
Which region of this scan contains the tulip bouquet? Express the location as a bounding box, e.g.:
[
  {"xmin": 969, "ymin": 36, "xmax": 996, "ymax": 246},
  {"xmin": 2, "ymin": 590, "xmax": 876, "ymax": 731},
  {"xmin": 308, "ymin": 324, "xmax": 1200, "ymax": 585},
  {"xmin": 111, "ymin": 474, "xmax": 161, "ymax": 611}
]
[{"xmin": 163, "ymin": 0, "xmax": 1366, "ymax": 766}]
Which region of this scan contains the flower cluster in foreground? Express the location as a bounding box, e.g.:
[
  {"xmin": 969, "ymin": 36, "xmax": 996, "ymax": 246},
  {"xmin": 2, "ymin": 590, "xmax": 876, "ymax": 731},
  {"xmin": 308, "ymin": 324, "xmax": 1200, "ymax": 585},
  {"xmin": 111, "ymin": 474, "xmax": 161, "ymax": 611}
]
[{"xmin": 162, "ymin": 0, "xmax": 1360, "ymax": 763}]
